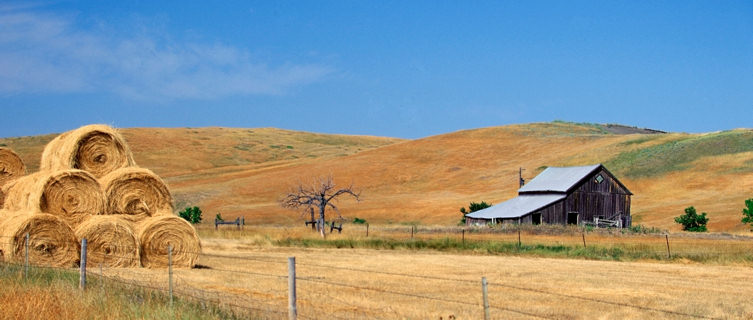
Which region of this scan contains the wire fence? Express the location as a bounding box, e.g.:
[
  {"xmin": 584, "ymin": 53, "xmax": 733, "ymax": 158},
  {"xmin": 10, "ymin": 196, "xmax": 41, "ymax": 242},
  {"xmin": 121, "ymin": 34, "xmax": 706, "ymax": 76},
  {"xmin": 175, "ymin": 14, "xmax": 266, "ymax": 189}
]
[
  {"xmin": 198, "ymin": 223, "xmax": 753, "ymax": 263},
  {"xmin": 0, "ymin": 229, "xmax": 748, "ymax": 319}
]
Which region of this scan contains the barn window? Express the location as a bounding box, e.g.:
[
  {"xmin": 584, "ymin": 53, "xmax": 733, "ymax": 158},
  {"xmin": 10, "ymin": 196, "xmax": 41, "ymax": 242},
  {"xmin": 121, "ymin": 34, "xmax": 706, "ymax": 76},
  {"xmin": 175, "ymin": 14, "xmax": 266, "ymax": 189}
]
[{"xmin": 595, "ymin": 174, "xmax": 604, "ymax": 184}]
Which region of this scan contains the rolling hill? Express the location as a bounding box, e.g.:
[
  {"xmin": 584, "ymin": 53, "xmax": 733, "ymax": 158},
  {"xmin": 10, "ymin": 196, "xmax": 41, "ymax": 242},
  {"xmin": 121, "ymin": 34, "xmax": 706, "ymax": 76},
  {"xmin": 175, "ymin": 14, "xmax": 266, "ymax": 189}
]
[{"xmin": 2, "ymin": 122, "xmax": 752, "ymax": 232}]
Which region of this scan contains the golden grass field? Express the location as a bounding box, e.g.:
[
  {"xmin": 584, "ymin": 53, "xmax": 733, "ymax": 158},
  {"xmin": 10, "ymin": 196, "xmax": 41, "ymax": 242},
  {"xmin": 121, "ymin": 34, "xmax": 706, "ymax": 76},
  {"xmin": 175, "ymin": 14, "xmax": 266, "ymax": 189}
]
[
  {"xmin": 3, "ymin": 224, "xmax": 752, "ymax": 319},
  {"xmin": 3, "ymin": 122, "xmax": 753, "ymax": 233},
  {"xmin": 2, "ymin": 122, "xmax": 753, "ymax": 318},
  {"xmin": 90, "ymin": 230, "xmax": 753, "ymax": 320}
]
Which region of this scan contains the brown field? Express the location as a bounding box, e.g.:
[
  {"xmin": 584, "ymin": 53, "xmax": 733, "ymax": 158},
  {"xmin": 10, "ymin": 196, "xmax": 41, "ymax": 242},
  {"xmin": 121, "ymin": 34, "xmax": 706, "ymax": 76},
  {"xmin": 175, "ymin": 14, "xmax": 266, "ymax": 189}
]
[
  {"xmin": 3, "ymin": 122, "xmax": 753, "ymax": 319},
  {"xmin": 96, "ymin": 234, "xmax": 753, "ymax": 319},
  {"xmin": 2, "ymin": 122, "xmax": 752, "ymax": 233}
]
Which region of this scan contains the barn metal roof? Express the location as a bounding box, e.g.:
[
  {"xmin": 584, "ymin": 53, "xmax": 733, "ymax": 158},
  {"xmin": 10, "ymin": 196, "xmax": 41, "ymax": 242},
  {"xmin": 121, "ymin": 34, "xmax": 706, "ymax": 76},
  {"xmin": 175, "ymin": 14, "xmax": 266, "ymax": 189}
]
[
  {"xmin": 465, "ymin": 194, "xmax": 566, "ymax": 219},
  {"xmin": 517, "ymin": 164, "xmax": 602, "ymax": 193}
]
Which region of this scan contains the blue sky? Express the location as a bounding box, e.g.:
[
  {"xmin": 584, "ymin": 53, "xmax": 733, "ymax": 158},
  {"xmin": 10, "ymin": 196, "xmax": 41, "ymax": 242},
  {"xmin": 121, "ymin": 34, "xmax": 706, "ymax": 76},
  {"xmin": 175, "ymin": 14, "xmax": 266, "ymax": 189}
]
[{"xmin": 1, "ymin": 1, "xmax": 752, "ymax": 138}]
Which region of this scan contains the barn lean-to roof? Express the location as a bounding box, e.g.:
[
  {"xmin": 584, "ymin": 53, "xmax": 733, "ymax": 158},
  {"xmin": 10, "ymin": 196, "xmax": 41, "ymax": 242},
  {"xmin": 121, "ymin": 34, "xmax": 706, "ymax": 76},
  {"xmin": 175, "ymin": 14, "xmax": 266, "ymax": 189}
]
[{"xmin": 465, "ymin": 194, "xmax": 565, "ymax": 220}]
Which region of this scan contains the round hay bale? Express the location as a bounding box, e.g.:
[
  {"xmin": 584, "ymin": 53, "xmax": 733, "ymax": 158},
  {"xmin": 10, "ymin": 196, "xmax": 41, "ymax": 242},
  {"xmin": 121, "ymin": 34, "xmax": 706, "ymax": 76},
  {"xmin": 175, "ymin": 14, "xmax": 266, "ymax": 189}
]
[
  {"xmin": 41, "ymin": 124, "xmax": 135, "ymax": 178},
  {"xmin": 0, "ymin": 211, "xmax": 80, "ymax": 267},
  {"xmin": 75, "ymin": 216, "xmax": 139, "ymax": 268},
  {"xmin": 137, "ymin": 215, "xmax": 200, "ymax": 268},
  {"xmin": 99, "ymin": 167, "xmax": 173, "ymax": 222},
  {"xmin": 2, "ymin": 170, "xmax": 105, "ymax": 228},
  {"xmin": 0, "ymin": 147, "xmax": 26, "ymax": 208},
  {"xmin": 0, "ymin": 147, "xmax": 25, "ymax": 186}
]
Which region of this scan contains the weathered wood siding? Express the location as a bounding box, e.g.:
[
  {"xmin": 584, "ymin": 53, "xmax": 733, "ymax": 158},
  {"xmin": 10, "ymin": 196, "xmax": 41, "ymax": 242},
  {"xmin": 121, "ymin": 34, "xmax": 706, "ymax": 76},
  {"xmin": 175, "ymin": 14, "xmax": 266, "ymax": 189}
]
[
  {"xmin": 539, "ymin": 200, "xmax": 565, "ymax": 224},
  {"xmin": 563, "ymin": 168, "xmax": 631, "ymax": 226},
  {"xmin": 465, "ymin": 217, "xmax": 488, "ymax": 226}
]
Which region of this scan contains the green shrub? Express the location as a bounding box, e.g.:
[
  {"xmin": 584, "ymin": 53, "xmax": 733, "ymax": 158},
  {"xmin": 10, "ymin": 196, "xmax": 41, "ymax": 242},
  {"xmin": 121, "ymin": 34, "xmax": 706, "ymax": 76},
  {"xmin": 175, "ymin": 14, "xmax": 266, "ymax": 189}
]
[
  {"xmin": 675, "ymin": 206, "xmax": 708, "ymax": 232},
  {"xmin": 353, "ymin": 217, "xmax": 367, "ymax": 224},
  {"xmin": 742, "ymin": 198, "xmax": 753, "ymax": 231},
  {"xmin": 459, "ymin": 201, "xmax": 492, "ymax": 224},
  {"xmin": 179, "ymin": 206, "xmax": 203, "ymax": 224}
]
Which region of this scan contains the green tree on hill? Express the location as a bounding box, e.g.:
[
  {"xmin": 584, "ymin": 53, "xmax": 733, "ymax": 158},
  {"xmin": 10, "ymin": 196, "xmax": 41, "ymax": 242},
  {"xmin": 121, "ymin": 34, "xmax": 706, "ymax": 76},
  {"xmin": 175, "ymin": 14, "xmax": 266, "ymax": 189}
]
[
  {"xmin": 179, "ymin": 206, "xmax": 203, "ymax": 224},
  {"xmin": 675, "ymin": 206, "xmax": 708, "ymax": 232},
  {"xmin": 460, "ymin": 201, "xmax": 492, "ymax": 224},
  {"xmin": 741, "ymin": 198, "xmax": 753, "ymax": 231}
]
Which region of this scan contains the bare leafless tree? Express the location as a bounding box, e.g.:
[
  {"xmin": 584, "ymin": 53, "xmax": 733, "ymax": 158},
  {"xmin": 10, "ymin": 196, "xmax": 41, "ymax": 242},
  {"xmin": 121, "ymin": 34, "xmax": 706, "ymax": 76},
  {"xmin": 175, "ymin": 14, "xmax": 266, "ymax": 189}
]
[{"xmin": 280, "ymin": 176, "xmax": 360, "ymax": 238}]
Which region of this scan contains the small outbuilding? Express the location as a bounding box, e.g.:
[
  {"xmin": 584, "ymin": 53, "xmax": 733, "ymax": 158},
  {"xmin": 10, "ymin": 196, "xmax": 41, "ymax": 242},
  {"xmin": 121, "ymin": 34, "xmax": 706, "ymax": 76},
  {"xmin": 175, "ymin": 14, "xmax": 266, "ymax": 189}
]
[{"xmin": 466, "ymin": 164, "xmax": 632, "ymax": 227}]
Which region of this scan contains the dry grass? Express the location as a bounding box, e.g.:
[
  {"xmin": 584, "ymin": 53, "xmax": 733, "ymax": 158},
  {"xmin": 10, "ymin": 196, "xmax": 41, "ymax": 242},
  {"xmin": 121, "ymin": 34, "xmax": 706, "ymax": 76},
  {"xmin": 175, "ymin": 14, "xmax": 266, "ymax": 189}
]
[
  {"xmin": 0, "ymin": 281, "xmax": 91, "ymax": 320},
  {"xmin": 197, "ymin": 224, "xmax": 753, "ymax": 265},
  {"xmin": 2, "ymin": 225, "xmax": 752, "ymax": 319},
  {"xmin": 95, "ymin": 236, "xmax": 753, "ymax": 319},
  {"xmin": 162, "ymin": 123, "xmax": 753, "ymax": 233},
  {"xmin": 0, "ymin": 263, "xmax": 244, "ymax": 320},
  {"xmin": 4, "ymin": 123, "xmax": 753, "ymax": 233},
  {"xmin": 4, "ymin": 122, "xmax": 753, "ymax": 318}
]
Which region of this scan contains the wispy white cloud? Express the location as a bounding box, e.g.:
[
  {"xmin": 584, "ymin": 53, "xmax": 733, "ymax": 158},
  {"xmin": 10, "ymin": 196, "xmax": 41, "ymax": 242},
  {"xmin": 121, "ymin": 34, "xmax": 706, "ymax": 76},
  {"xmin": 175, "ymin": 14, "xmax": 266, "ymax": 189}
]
[{"xmin": 0, "ymin": 5, "xmax": 333, "ymax": 101}]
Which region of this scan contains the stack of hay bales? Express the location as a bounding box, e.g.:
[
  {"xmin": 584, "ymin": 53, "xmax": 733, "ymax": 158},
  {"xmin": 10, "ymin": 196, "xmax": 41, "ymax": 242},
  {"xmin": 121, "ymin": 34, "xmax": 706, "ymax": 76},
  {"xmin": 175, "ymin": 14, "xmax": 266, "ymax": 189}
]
[{"xmin": 0, "ymin": 125, "xmax": 200, "ymax": 268}]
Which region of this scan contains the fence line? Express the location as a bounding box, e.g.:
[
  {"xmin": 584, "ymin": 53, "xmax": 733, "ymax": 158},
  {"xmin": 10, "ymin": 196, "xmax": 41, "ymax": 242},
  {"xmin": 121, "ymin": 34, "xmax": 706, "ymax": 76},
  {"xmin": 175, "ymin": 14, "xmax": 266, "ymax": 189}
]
[
  {"xmin": 175, "ymin": 277, "xmax": 287, "ymax": 316},
  {"xmin": 1, "ymin": 228, "xmax": 750, "ymax": 319},
  {"xmin": 0, "ymin": 247, "xmax": 734, "ymax": 320},
  {"xmin": 205, "ymin": 266, "xmax": 288, "ymax": 279}
]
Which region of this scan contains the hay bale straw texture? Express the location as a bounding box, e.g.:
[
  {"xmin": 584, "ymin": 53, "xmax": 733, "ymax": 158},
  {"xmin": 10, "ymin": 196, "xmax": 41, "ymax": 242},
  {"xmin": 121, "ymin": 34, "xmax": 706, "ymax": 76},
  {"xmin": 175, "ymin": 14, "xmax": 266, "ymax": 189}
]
[
  {"xmin": 0, "ymin": 147, "xmax": 25, "ymax": 186},
  {"xmin": 2, "ymin": 170, "xmax": 105, "ymax": 228},
  {"xmin": 137, "ymin": 215, "xmax": 200, "ymax": 268},
  {"xmin": 0, "ymin": 147, "xmax": 26, "ymax": 208},
  {"xmin": 74, "ymin": 216, "xmax": 139, "ymax": 268},
  {"xmin": 0, "ymin": 211, "xmax": 80, "ymax": 267},
  {"xmin": 99, "ymin": 167, "xmax": 173, "ymax": 222},
  {"xmin": 41, "ymin": 124, "xmax": 135, "ymax": 178}
]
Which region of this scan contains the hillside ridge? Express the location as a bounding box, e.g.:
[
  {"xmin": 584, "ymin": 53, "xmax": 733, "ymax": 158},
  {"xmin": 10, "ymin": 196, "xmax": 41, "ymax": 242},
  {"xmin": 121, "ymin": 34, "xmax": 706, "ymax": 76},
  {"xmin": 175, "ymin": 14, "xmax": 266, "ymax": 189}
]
[{"xmin": 2, "ymin": 122, "xmax": 752, "ymax": 232}]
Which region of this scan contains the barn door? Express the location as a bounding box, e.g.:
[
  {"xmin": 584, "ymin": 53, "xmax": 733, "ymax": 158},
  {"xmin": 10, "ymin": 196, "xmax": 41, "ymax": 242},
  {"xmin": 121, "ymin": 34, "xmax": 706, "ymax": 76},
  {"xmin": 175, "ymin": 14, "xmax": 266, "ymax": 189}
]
[{"xmin": 567, "ymin": 212, "xmax": 579, "ymax": 225}]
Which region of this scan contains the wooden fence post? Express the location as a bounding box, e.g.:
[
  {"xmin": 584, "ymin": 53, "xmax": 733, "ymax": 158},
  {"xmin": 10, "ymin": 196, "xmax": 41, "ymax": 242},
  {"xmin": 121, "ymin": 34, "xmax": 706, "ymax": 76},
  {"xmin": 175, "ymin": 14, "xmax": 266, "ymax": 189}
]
[
  {"xmin": 482, "ymin": 277, "xmax": 490, "ymax": 320},
  {"xmin": 582, "ymin": 232, "xmax": 586, "ymax": 248},
  {"xmin": 462, "ymin": 229, "xmax": 465, "ymax": 246},
  {"xmin": 168, "ymin": 244, "xmax": 173, "ymax": 307},
  {"xmin": 366, "ymin": 223, "xmax": 369, "ymax": 237},
  {"xmin": 411, "ymin": 226, "xmax": 414, "ymax": 240},
  {"xmin": 288, "ymin": 257, "xmax": 297, "ymax": 320},
  {"xmin": 665, "ymin": 234, "xmax": 671, "ymax": 259},
  {"xmin": 99, "ymin": 263, "xmax": 104, "ymax": 292},
  {"xmin": 517, "ymin": 228, "xmax": 521, "ymax": 248},
  {"xmin": 79, "ymin": 238, "xmax": 87, "ymax": 290},
  {"xmin": 24, "ymin": 233, "xmax": 29, "ymax": 279}
]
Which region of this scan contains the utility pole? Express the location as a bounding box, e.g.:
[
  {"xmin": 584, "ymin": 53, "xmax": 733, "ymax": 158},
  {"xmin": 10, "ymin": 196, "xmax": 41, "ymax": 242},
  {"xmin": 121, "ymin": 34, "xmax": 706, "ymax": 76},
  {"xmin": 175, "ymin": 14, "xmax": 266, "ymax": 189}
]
[{"xmin": 519, "ymin": 167, "xmax": 525, "ymax": 188}]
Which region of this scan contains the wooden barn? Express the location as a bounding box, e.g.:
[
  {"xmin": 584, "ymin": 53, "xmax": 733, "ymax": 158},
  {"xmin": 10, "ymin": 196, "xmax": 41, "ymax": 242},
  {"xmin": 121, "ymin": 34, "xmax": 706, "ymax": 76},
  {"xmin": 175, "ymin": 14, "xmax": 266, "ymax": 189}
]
[{"xmin": 466, "ymin": 164, "xmax": 632, "ymax": 227}]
